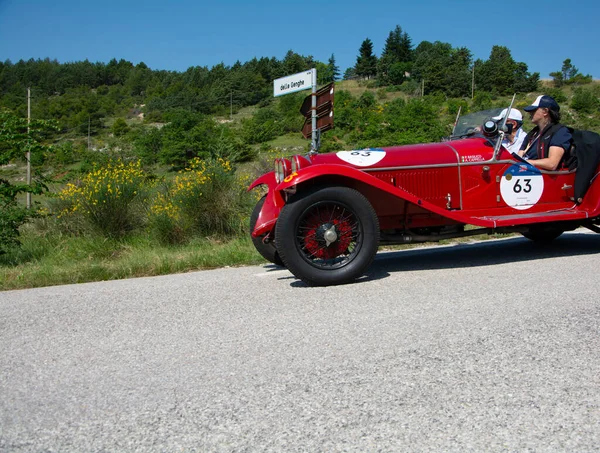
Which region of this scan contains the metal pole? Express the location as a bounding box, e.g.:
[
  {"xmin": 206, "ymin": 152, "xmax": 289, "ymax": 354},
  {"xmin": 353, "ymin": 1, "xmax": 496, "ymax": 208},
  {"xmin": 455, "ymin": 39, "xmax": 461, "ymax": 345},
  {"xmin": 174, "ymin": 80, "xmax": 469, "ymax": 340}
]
[
  {"xmin": 471, "ymin": 64, "xmax": 475, "ymax": 99},
  {"xmin": 311, "ymin": 68, "xmax": 317, "ymax": 152},
  {"xmin": 26, "ymin": 87, "xmax": 31, "ymax": 209}
]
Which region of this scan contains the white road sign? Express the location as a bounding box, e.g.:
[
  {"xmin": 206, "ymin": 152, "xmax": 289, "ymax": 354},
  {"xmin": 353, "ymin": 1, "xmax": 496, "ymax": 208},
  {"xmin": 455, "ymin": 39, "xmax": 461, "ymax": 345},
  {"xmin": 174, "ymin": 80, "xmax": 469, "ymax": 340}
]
[{"xmin": 273, "ymin": 70, "xmax": 314, "ymax": 97}]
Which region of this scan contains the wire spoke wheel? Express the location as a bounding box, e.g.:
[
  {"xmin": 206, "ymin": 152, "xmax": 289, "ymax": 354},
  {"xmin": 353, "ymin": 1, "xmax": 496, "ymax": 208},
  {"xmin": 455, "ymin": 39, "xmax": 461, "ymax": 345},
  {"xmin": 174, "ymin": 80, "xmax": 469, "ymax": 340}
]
[
  {"xmin": 296, "ymin": 202, "xmax": 360, "ymax": 269},
  {"xmin": 276, "ymin": 186, "xmax": 379, "ymax": 286}
]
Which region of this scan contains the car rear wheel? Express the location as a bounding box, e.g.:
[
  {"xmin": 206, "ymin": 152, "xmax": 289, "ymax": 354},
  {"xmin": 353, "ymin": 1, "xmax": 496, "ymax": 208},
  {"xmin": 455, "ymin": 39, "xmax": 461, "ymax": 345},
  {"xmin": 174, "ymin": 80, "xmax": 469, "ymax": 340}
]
[
  {"xmin": 250, "ymin": 195, "xmax": 283, "ymax": 266},
  {"xmin": 522, "ymin": 226, "xmax": 564, "ymax": 243},
  {"xmin": 275, "ymin": 186, "xmax": 379, "ymax": 286}
]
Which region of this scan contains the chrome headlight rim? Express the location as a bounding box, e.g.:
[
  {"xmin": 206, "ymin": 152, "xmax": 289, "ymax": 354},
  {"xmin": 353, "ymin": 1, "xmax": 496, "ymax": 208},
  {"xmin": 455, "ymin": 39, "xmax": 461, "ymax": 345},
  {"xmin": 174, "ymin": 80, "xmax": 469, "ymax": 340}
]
[
  {"xmin": 291, "ymin": 154, "xmax": 311, "ymax": 173},
  {"xmin": 274, "ymin": 158, "xmax": 291, "ymax": 184}
]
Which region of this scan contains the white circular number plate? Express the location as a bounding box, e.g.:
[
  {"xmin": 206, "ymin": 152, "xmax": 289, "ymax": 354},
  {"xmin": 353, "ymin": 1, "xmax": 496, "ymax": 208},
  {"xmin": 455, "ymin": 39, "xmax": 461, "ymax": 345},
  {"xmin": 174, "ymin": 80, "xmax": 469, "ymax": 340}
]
[
  {"xmin": 500, "ymin": 164, "xmax": 544, "ymax": 210},
  {"xmin": 336, "ymin": 149, "xmax": 386, "ymax": 167}
]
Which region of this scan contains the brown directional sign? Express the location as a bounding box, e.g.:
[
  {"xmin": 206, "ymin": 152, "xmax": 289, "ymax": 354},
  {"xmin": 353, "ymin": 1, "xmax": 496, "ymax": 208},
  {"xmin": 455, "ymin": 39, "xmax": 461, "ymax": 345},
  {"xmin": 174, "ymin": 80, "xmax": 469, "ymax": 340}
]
[
  {"xmin": 300, "ymin": 82, "xmax": 335, "ymax": 139},
  {"xmin": 302, "ymin": 111, "xmax": 334, "ymax": 139}
]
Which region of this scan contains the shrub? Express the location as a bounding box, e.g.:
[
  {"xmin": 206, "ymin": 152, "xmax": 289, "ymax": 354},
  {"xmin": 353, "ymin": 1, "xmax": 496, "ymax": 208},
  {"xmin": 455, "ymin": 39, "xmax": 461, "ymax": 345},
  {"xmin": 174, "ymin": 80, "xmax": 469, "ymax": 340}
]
[
  {"xmin": 0, "ymin": 194, "xmax": 27, "ymax": 255},
  {"xmin": 148, "ymin": 158, "xmax": 256, "ymax": 244},
  {"xmin": 571, "ymin": 88, "xmax": 599, "ymax": 114},
  {"xmin": 55, "ymin": 160, "xmax": 148, "ymax": 238},
  {"xmin": 112, "ymin": 118, "xmax": 130, "ymax": 136},
  {"xmin": 544, "ymin": 88, "xmax": 567, "ymax": 104},
  {"xmin": 397, "ymin": 80, "xmax": 421, "ymax": 95},
  {"xmin": 472, "ymin": 92, "xmax": 493, "ymax": 110},
  {"xmin": 446, "ymin": 99, "xmax": 469, "ymax": 116},
  {"xmin": 241, "ymin": 108, "xmax": 281, "ymax": 144},
  {"xmin": 0, "ymin": 180, "xmax": 44, "ymax": 255}
]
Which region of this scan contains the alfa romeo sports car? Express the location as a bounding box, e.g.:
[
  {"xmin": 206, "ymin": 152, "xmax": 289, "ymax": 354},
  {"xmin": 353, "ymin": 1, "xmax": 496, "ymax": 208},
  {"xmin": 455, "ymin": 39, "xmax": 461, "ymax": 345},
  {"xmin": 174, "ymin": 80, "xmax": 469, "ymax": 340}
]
[{"xmin": 249, "ymin": 105, "xmax": 600, "ymax": 286}]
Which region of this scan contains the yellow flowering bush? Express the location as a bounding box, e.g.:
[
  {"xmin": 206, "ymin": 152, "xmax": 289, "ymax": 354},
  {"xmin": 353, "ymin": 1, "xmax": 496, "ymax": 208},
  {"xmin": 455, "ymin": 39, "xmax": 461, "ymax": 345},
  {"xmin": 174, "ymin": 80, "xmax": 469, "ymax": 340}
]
[
  {"xmin": 148, "ymin": 157, "xmax": 255, "ymax": 244},
  {"xmin": 55, "ymin": 160, "xmax": 148, "ymax": 237}
]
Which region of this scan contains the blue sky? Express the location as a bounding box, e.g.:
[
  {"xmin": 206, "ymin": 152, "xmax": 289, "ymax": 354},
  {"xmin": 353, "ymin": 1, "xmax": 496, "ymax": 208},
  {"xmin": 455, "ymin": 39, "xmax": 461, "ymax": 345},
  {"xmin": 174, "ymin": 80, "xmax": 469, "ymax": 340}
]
[{"xmin": 1, "ymin": 0, "xmax": 599, "ymax": 80}]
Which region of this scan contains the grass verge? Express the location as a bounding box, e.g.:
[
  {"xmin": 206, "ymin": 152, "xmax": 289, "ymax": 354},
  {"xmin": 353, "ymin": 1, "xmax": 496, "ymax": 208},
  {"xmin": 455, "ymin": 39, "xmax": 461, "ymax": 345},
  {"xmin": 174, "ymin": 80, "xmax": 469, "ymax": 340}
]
[
  {"xmin": 0, "ymin": 233, "xmax": 265, "ymax": 291},
  {"xmin": 1, "ymin": 228, "xmax": 519, "ymax": 292}
]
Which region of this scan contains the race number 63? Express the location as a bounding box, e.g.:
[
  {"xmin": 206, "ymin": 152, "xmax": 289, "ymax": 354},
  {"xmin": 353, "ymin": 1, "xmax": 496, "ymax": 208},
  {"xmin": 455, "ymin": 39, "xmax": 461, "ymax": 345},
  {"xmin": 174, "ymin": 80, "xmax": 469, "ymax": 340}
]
[{"xmin": 500, "ymin": 165, "xmax": 544, "ymax": 210}]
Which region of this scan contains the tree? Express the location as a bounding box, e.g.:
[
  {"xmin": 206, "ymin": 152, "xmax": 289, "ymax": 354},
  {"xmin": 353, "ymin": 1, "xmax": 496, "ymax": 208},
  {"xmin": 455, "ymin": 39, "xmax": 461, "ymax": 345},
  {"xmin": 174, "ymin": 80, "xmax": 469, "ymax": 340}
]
[
  {"xmin": 475, "ymin": 46, "xmax": 538, "ymax": 94},
  {"xmin": 343, "ymin": 67, "xmax": 357, "ymax": 80},
  {"xmin": 446, "ymin": 47, "xmax": 473, "ymax": 97},
  {"xmin": 355, "ymin": 38, "xmax": 378, "ymax": 79},
  {"xmin": 549, "ymin": 70, "xmax": 564, "ymax": 87},
  {"xmin": 0, "ymin": 109, "xmax": 57, "ymax": 253},
  {"xmin": 551, "ymin": 58, "xmax": 592, "ymax": 87},
  {"xmin": 377, "ymin": 25, "xmax": 413, "ymax": 84},
  {"xmin": 412, "ymin": 41, "xmax": 456, "ymax": 95},
  {"xmin": 327, "ymin": 54, "xmax": 340, "ymax": 82},
  {"xmin": 282, "ymin": 50, "xmax": 309, "ymax": 76},
  {"xmin": 112, "ymin": 118, "xmax": 129, "ymax": 136},
  {"xmin": 562, "ymin": 58, "xmax": 578, "ymax": 81}
]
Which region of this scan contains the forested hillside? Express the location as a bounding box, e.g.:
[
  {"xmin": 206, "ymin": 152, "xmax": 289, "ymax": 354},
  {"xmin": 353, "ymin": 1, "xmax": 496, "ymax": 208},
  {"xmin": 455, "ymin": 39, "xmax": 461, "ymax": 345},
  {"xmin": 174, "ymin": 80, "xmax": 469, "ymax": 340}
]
[
  {"xmin": 2, "ymin": 25, "xmax": 600, "ymax": 288},
  {"xmin": 1, "ymin": 25, "xmax": 598, "ymax": 171}
]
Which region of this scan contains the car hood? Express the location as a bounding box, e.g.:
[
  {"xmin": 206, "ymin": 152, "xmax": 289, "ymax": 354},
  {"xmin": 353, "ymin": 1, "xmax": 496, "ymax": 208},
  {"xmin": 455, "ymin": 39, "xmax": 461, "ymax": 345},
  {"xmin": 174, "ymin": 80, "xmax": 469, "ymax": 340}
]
[{"xmin": 309, "ymin": 138, "xmax": 494, "ymax": 169}]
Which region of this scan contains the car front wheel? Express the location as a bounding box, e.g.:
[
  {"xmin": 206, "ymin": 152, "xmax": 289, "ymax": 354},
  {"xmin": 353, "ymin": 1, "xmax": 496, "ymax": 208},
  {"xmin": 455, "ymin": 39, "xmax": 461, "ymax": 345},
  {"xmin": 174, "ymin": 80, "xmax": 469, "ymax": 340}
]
[{"xmin": 275, "ymin": 186, "xmax": 379, "ymax": 286}]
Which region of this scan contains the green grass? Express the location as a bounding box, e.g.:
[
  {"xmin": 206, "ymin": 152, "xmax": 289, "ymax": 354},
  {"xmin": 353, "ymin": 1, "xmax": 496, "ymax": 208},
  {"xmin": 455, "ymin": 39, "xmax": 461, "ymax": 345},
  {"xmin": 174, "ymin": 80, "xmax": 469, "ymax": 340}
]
[
  {"xmin": 1, "ymin": 222, "xmax": 521, "ymax": 292},
  {"xmin": 267, "ymin": 132, "xmax": 308, "ymax": 150},
  {"xmin": 0, "ymin": 231, "xmax": 265, "ymax": 291}
]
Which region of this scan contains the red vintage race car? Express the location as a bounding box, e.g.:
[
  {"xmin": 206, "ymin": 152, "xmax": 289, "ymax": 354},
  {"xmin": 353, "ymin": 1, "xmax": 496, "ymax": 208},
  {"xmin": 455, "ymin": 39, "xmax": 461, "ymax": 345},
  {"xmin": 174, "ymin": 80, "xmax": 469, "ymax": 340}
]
[{"xmin": 249, "ymin": 106, "xmax": 600, "ymax": 286}]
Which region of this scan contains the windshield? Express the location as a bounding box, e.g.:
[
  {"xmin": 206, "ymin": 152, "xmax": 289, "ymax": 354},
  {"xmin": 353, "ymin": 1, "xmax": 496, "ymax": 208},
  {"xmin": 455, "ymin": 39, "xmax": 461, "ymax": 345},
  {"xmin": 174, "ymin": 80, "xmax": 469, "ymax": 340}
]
[{"xmin": 451, "ymin": 108, "xmax": 504, "ymax": 138}]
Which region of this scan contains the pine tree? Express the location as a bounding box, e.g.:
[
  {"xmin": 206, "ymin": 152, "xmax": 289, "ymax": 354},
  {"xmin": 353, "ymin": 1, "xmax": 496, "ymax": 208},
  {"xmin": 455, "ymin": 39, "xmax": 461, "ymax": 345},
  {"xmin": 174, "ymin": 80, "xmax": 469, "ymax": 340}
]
[
  {"xmin": 377, "ymin": 25, "xmax": 413, "ymax": 84},
  {"xmin": 328, "ymin": 54, "xmax": 340, "ymax": 82},
  {"xmin": 355, "ymin": 38, "xmax": 378, "ymax": 79}
]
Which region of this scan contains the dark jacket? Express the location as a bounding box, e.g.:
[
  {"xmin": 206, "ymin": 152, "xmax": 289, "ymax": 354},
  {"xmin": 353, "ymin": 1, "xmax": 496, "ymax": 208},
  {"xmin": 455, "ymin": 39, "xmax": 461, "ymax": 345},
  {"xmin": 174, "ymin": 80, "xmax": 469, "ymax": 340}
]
[{"xmin": 521, "ymin": 123, "xmax": 573, "ymax": 168}]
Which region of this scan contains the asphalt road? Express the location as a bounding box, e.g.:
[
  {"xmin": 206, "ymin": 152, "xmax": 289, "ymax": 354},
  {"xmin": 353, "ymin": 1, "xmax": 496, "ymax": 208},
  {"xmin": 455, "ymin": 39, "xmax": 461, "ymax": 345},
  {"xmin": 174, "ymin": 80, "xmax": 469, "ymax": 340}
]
[{"xmin": 1, "ymin": 232, "xmax": 599, "ymax": 452}]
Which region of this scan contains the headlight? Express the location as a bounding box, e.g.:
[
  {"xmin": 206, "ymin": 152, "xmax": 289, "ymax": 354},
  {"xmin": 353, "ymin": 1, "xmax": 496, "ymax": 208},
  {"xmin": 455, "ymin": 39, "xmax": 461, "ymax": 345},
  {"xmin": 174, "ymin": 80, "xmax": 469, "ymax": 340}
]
[
  {"xmin": 274, "ymin": 158, "xmax": 291, "ymax": 184},
  {"xmin": 291, "ymin": 154, "xmax": 312, "ymax": 173}
]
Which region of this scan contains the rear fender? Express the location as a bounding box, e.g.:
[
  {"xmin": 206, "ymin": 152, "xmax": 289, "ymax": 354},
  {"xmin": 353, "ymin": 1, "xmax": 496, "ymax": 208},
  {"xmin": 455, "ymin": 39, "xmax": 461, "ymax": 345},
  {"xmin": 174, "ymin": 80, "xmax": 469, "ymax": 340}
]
[{"xmin": 577, "ymin": 168, "xmax": 600, "ymax": 215}]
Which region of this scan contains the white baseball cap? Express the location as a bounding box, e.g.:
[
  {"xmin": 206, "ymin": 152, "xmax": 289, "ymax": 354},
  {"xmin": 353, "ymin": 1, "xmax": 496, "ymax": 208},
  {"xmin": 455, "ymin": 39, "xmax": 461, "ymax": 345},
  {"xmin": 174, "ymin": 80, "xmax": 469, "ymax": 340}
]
[{"xmin": 492, "ymin": 108, "xmax": 522, "ymax": 122}]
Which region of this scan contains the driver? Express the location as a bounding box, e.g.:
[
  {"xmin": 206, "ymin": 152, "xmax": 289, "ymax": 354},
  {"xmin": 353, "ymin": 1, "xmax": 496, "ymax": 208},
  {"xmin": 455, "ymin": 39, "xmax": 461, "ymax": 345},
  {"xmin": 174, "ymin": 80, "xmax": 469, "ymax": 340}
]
[{"xmin": 493, "ymin": 108, "xmax": 527, "ymax": 153}]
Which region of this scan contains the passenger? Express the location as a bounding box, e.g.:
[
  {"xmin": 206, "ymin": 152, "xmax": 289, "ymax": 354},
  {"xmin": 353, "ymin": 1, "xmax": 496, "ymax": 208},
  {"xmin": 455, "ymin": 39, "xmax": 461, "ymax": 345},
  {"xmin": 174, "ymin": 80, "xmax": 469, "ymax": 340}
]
[
  {"xmin": 493, "ymin": 108, "xmax": 527, "ymax": 153},
  {"xmin": 518, "ymin": 95, "xmax": 573, "ymax": 171}
]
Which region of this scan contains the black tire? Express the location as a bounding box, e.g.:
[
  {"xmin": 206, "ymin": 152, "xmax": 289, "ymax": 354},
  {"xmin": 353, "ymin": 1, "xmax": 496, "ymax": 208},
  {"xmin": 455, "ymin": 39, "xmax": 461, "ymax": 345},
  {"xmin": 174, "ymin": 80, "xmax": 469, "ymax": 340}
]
[
  {"xmin": 275, "ymin": 186, "xmax": 379, "ymax": 286},
  {"xmin": 250, "ymin": 195, "xmax": 283, "ymax": 266},
  {"xmin": 522, "ymin": 226, "xmax": 564, "ymax": 243}
]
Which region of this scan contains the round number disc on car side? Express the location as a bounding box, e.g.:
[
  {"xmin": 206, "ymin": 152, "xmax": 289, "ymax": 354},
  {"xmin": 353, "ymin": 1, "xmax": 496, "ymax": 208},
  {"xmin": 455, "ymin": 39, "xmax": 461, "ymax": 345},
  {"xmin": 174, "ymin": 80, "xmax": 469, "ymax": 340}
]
[
  {"xmin": 500, "ymin": 164, "xmax": 544, "ymax": 210},
  {"xmin": 336, "ymin": 149, "xmax": 386, "ymax": 167}
]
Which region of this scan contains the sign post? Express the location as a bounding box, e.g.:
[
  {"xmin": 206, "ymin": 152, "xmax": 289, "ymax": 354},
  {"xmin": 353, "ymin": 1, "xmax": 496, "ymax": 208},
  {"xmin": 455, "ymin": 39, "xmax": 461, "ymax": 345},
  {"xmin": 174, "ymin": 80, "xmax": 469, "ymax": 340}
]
[
  {"xmin": 274, "ymin": 69, "xmax": 318, "ymax": 151},
  {"xmin": 300, "ymin": 82, "xmax": 334, "ymax": 142}
]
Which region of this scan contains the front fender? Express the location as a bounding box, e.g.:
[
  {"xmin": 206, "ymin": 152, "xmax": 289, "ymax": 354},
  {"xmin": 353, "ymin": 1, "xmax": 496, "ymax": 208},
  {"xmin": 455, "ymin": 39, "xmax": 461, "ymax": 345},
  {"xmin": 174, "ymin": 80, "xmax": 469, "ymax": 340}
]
[
  {"xmin": 248, "ymin": 171, "xmax": 276, "ymax": 192},
  {"xmin": 276, "ymin": 164, "xmax": 444, "ymax": 212},
  {"xmin": 275, "ymin": 164, "xmax": 494, "ymax": 227},
  {"xmin": 248, "ymin": 171, "xmax": 285, "ymax": 238}
]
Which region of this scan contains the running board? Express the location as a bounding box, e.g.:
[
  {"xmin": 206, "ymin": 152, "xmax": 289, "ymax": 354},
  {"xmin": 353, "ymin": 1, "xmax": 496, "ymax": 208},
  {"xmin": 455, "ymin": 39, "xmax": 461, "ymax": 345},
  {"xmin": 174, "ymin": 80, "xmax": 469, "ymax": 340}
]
[{"xmin": 474, "ymin": 208, "xmax": 589, "ymax": 228}]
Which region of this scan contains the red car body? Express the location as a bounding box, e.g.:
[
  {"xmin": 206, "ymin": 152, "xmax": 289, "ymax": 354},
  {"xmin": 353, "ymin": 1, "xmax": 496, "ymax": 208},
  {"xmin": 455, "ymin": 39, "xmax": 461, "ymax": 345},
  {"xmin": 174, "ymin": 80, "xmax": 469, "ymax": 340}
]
[{"xmin": 249, "ymin": 112, "xmax": 600, "ymax": 286}]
